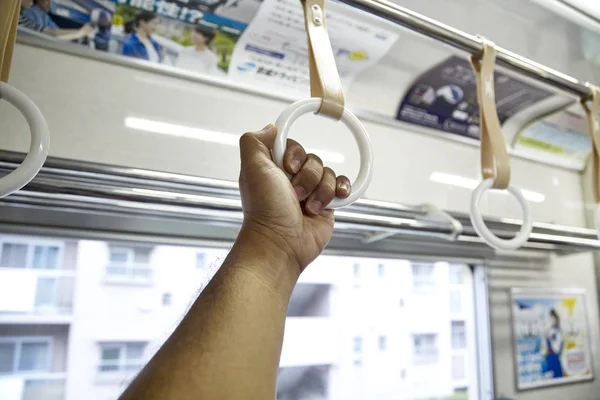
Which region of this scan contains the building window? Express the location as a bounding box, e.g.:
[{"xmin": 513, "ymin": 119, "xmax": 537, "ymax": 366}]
[
  {"xmin": 106, "ymin": 246, "xmax": 152, "ymax": 284},
  {"xmin": 162, "ymin": 293, "xmax": 172, "ymax": 306},
  {"xmin": 353, "ymin": 359, "xmax": 362, "ymax": 367},
  {"xmin": 0, "ymin": 338, "xmax": 51, "ymax": 373},
  {"xmin": 377, "ymin": 263, "xmax": 385, "ymax": 277},
  {"xmin": 449, "ymin": 264, "xmax": 464, "ymax": 285},
  {"xmin": 353, "ymin": 263, "xmax": 360, "ymax": 278},
  {"xmin": 412, "ymin": 333, "xmax": 438, "ymax": 364},
  {"xmin": 450, "ymin": 290, "xmax": 462, "ymax": 313},
  {"xmin": 378, "ymin": 335, "xmax": 387, "ymax": 351},
  {"xmin": 196, "ymin": 253, "xmax": 207, "ymax": 269},
  {"xmin": 99, "ymin": 342, "xmax": 146, "ymax": 373},
  {"xmin": 452, "ymin": 354, "xmax": 466, "ymax": 380},
  {"xmin": 0, "ymin": 241, "xmax": 62, "ymax": 270},
  {"xmin": 411, "ymin": 263, "xmax": 435, "ymax": 288},
  {"xmin": 399, "ymin": 298, "xmax": 404, "ymax": 307},
  {"xmin": 353, "ymin": 337, "xmax": 362, "ymax": 353},
  {"xmin": 451, "ymin": 321, "xmax": 466, "ymax": 349}
]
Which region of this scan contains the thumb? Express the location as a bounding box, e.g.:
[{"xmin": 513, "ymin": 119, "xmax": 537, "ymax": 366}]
[{"xmin": 239, "ymin": 124, "xmax": 277, "ymax": 167}]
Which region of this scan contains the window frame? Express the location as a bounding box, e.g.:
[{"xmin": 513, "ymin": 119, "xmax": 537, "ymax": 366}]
[
  {"xmin": 0, "ymin": 336, "xmax": 53, "ymax": 375},
  {"xmin": 97, "ymin": 342, "xmax": 147, "ymax": 374},
  {"xmin": 0, "ymin": 237, "xmax": 64, "ymax": 270}
]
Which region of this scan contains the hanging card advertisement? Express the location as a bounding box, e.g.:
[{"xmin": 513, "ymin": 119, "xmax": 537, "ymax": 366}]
[
  {"xmin": 513, "ymin": 108, "xmax": 592, "ymax": 171},
  {"xmin": 227, "ymin": 0, "xmax": 398, "ymax": 97},
  {"xmin": 396, "ymin": 55, "xmax": 553, "ymax": 140},
  {"xmin": 18, "ymin": 0, "xmax": 396, "ymax": 95},
  {"xmin": 511, "ymin": 289, "xmax": 594, "ymax": 390}
]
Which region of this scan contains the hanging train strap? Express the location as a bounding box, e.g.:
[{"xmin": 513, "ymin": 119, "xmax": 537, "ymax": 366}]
[
  {"xmin": 0, "ymin": 1, "xmax": 51, "ymax": 198},
  {"xmin": 467, "ymin": 37, "xmax": 533, "ymax": 251},
  {"xmin": 581, "ymin": 85, "xmax": 600, "ymax": 204},
  {"xmin": 469, "ymin": 38, "xmax": 510, "ymax": 189},
  {"xmin": 301, "ymin": 0, "xmax": 344, "ymax": 119},
  {"xmin": 1, "ymin": 0, "xmax": 20, "ymax": 83}
]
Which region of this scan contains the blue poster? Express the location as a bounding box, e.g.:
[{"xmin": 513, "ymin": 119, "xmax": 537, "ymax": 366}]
[
  {"xmin": 511, "ymin": 289, "xmax": 594, "ymax": 390},
  {"xmin": 397, "ymin": 56, "xmax": 553, "ymax": 140},
  {"xmin": 18, "ymin": 0, "xmax": 262, "ymax": 74}
]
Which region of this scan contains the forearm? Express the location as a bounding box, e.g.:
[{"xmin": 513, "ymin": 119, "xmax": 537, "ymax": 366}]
[{"xmin": 120, "ymin": 227, "xmax": 300, "ymax": 400}]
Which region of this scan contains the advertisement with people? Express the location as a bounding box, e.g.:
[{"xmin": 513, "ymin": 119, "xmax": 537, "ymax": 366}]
[
  {"xmin": 17, "ymin": 0, "xmax": 396, "ymax": 95},
  {"xmin": 511, "ymin": 289, "xmax": 594, "ymax": 390},
  {"xmin": 396, "ymin": 56, "xmax": 553, "ymax": 140},
  {"xmin": 18, "ymin": 0, "xmax": 261, "ymax": 75}
]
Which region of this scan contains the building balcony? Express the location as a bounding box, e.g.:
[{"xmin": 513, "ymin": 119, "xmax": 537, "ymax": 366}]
[
  {"xmin": 104, "ymin": 263, "xmax": 153, "ymax": 286},
  {"xmin": 0, "ymin": 269, "xmax": 75, "ymax": 324},
  {"xmin": 280, "ymin": 317, "xmax": 336, "ymax": 367},
  {"xmin": 0, "ymin": 372, "xmax": 66, "ymax": 400}
]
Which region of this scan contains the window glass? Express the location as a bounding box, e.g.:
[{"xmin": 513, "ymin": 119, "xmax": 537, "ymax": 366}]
[
  {"xmin": 411, "ymin": 263, "xmax": 435, "ymax": 288},
  {"xmin": 34, "ymin": 277, "xmax": 56, "ymax": 307},
  {"xmin": 378, "ymin": 335, "xmax": 387, "ymax": 351},
  {"xmin": 0, "ymin": 343, "xmax": 16, "ymax": 373},
  {"xmin": 1, "ymin": 243, "xmax": 28, "ymax": 268},
  {"xmin": 0, "ymin": 234, "xmax": 476, "ymax": 400},
  {"xmin": 452, "ymin": 321, "xmax": 466, "ymax": 349},
  {"xmin": 196, "ymin": 253, "xmax": 207, "ymax": 269},
  {"xmin": 133, "ymin": 248, "xmax": 151, "ymax": 264},
  {"xmin": 450, "ymin": 290, "xmax": 462, "ymax": 313},
  {"xmin": 18, "ymin": 342, "xmax": 49, "ymax": 372},
  {"xmin": 413, "ymin": 333, "xmax": 438, "ymax": 364},
  {"xmin": 109, "ymin": 248, "xmax": 129, "ymax": 263},
  {"xmin": 32, "ymin": 246, "xmax": 60, "ymax": 269},
  {"xmin": 353, "ymin": 337, "xmax": 362, "ymax": 353},
  {"xmin": 126, "ymin": 343, "xmax": 145, "ymax": 360}
]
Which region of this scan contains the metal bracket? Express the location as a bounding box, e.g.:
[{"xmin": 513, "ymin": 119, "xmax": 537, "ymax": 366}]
[{"xmin": 415, "ymin": 203, "xmax": 463, "ymax": 241}]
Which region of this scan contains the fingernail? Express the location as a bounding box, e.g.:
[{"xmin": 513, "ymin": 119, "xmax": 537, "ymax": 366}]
[
  {"xmin": 308, "ymin": 200, "xmax": 322, "ymax": 214},
  {"xmin": 294, "ymin": 186, "xmax": 305, "ymax": 199},
  {"xmin": 291, "ymin": 159, "xmax": 301, "ymax": 174},
  {"xmin": 338, "ymin": 181, "xmax": 350, "ymax": 194}
]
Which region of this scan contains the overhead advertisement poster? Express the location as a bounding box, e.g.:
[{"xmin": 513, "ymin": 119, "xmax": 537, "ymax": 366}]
[
  {"xmin": 396, "ymin": 55, "xmax": 553, "ymax": 140},
  {"xmin": 513, "ymin": 109, "xmax": 592, "ymax": 171},
  {"xmin": 227, "ymin": 0, "xmax": 399, "ymax": 98},
  {"xmin": 18, "ymin": 0, "xmax": 397, "ymax": 96},
  {"xmin": 511, "ymin": 289, "xmax": 594, "ymax": 390},
  {"xmin": 19, "ymin": 0, "xmax": 261, "ymax": 75}
]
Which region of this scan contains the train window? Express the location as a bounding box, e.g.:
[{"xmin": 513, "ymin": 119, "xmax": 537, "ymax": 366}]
[{"xmin": 0, "ymin": 234, "xmax": 477, "ymax": 399}]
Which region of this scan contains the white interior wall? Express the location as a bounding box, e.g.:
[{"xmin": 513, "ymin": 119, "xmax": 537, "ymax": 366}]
[{"xmin": 2, "ymin": 42, "xmax": 600, "ymax": 399}]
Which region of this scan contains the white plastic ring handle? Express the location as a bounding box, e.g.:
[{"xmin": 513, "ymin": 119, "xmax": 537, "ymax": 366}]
[
  {"xmin": 273, "ymin": 98, "xmax": 373, "ymax": 209},
  {"xmin": 0, "ymin": 82, "xmax": 50, "ymax": 198},
  {"xmin": 469, "ymin": 178, "xmax": 533, "ymax": 251}
]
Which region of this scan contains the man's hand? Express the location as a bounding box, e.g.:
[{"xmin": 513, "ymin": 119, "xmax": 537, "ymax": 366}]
[{"xmin": 238, "ymin": 124, "xmax": 350, "ymax": 272}]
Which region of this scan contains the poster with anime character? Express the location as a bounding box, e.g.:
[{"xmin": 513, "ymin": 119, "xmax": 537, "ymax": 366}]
[{"xmin": 511, "ymin": 289, "xmax": 594, "ymax": 390}]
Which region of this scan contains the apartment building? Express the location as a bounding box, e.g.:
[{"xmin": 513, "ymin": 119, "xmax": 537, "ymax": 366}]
[{"xmin": 0, "ymin": 234, "xmax": 474, "ymax": 400}]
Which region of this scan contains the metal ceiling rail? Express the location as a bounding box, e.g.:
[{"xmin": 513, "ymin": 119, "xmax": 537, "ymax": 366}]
[
  {"xmin": 0, "ymin": 152, "xmax": 599, "ymax": 255},
  {"xmin": 336, "ymin": 0, "xmax": 593, "ymax": 100}
]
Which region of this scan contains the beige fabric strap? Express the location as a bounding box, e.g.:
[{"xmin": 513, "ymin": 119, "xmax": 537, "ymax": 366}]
[
  {"xmin": 1, "ymin": 0, "xmax": 20, "ymax": 83},
  {"xmin": 582, "ymin": 85, "xmax": 600, "ymax": 203},
  {"xmin": 469, "ymin": 39, "xmax": 511, "ymax": 189},
  {"xmin": 301, "ymin": 0, "xmax": 344, "ymax": 119}
]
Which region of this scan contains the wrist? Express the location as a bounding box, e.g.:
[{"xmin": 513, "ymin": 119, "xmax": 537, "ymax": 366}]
[{"xmin": 226, "ymin": 223, "xmax": 301, "ymax": 299}]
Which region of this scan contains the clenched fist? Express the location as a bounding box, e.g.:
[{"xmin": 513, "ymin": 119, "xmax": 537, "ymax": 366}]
[{"xmin": 238, "ymin": 124, "xmax": 350, "ymax": 272}]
